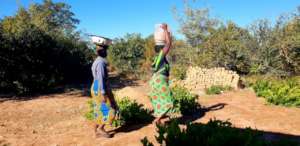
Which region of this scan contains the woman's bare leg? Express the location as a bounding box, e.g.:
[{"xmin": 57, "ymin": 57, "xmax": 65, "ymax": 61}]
[
  {"xmin": 94, "ymin": 124, "xmax": 99, "ymax": 134},
  {"xmin": 153, "ymin": 113, "xmax": 168, "ymax": 125},
  {"xmin": 153, "ymin": 116, "xmax": 162, "ymax": 125}
]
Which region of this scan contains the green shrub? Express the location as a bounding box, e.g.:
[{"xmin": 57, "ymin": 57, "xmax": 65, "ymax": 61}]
[
  {"xmin": 84, "ymin": 97, "xmax": 153, "ymax": 127},
  {"xmin": 252, "ymin": 79, "xmax": 300, "ymax": 107},
  {"xmin": 206, "ymin": 85, "xmax": 233, "ymax": 95},
  {"xmin": 142, "ymin": 119, "xmax": 298, "ymax": 146},
  {"xmin": 252, "ymin": 80, "xmax": 272, "ymax": 97},
  {"xmin": 141, "ymin": 137, "xmax": 154, "ymax": 146},
  {"xmin": 242, "ymin": 75, "xmax": 279, "ymax": 87},
  {"xmin": 171, "ymin": 86, "xmax": 199, "ymax": 115},
  {"xmin": 0, "ymin": 1, "xmax": 93, "ymax": 95},
  {"xmin": 171, "ymin": 65, "xmax": 187, "ymax": 80},
  {"xmin": 109, "ymin": 33, "xmax": 145, "ymax": 74},
  {"xmin": 117, "ymin": 97, "xmax": 153, "ymax": 125}
]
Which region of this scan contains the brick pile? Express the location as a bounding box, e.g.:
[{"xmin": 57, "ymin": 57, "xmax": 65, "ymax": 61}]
[{"xmin": 177, "ymin": 67, "xmax": 239, "ymax": 90}]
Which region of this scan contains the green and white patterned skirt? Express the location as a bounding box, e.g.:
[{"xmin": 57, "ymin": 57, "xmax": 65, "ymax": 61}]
[{"xmin": 148, "ymin": 73, "xmax": 174, "ymax": 117}]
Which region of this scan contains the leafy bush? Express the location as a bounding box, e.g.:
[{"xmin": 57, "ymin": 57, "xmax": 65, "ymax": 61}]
[
  {"xmin": 174, "ymin": 2, "xmax": 300, "ymax": 76},
  {"xmin": 108, "ymin": 33, "xmax": 145, "ymax": 74},
  {"xmin": 252, "ymin": 80, "xmax": 272, "ymax": 97},
  {"xmin": 141, "ymin": 119, "xmax": 298, "ymax": 146},
  {"xmin": 171, "ymin": 86, "xmax": 199, "ymax": 115},
  {"xmin": 0, "ymin": 1, "xmax": 93, "ymax": 95},
  {"xmin": 242, "ymin": 75, "xmax": 279, "ymax": 88},
  {"xmin": 117, "ymin": 97, "xmax": 153, "ymax": 125},
  {"xmin": 206, "ymin": 85, "xmax": 233, "ymax": 95},
  {"xmin": 85, "ymin": 97, "xmax": 153, "ymax": 127},
  {"xmin": 171, "ymin": 65, "xmax": 187, "ymax": 80},
  {"xmin": 253, "ymin": 79, "xmax": 300, "ymax": 107}
]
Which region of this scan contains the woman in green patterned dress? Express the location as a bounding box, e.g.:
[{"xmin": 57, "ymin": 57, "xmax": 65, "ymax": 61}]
[{"xmin": 149, "ymin": 23, "xmax": 174, "ymax": 125}]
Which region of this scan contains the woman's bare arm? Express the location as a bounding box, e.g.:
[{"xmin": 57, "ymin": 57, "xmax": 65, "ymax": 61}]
[{"xmin": 162, "ymin": 24, "xmax": 172, "ymax": 55}]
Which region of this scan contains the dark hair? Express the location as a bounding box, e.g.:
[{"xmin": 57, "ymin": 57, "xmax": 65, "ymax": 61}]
[
  {"xmin": 154, "ymin": 45, "xmax": 164, "ymax": 53},
  {"xmin": 96, "ymin": 45, "xmax": 108, "ymax": 57}
]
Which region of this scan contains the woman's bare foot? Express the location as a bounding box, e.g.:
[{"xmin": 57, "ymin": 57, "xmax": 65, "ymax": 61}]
[
  {"xmin": 95, "ymin": 125, "xmax": 112, "ymax": 138},
  {"xmin": 160, "ymin": 117, "xmax": 169, "ymax": 125},
  {"xmin": 96, "ymin": 130, "xmax": 112, "ymax": 138}
]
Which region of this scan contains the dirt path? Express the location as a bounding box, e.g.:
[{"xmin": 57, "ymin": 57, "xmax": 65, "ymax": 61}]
[{"xmin": 0, "ymin": 83, "xmax": 300, "ymax": 146}]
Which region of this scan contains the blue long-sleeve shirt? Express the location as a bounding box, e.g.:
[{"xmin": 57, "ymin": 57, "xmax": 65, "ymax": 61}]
[{"xmin": 91, "ymin": 56, "xmax": 108, "ymax": 95}]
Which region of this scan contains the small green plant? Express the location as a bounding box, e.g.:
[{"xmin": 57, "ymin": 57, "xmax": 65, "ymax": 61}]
[
  {"xmin": 242, "ymin": 75, "xmax": 279, "ymax": 88},
  {"xmin": 252, "ymin": 79, "xmax": 300, "ymax": 107},
  {"xmin": 141, "ymin": 137, "xmax": 154, "ymax": 146},
  {"xmin": 117, "ymin": 97, "xmax": 153, "ymax": 125},
  {"xmin": 142, "ymin": 119, "xmax": 298, "ymax": 146},
  {"xmin": 171, "ymin": 86, "xmax": 199, "ymax": 115},
  {"xmin": 84, "ymin": 97, "xmax": 153, "ymax": 127},
  {"xmin": 206, "ymin": 85, "xmax": 233, "ymax": 95},
  {"xmin": 252, "ymin": 80, "xmax": 272, "ymax": 97}
]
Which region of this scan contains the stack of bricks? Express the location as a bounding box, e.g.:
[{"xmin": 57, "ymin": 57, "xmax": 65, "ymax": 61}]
[{"xmin": 180, "ymin": 66, "xmax": 239, "ymax": 90}]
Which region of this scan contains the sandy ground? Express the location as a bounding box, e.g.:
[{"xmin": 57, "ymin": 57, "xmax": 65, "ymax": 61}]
[{"xmin": 0, "ymin": 82, "xmax": 300, "ymax": 146}]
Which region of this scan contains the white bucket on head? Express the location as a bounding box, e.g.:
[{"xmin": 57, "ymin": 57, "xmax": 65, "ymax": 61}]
[
  {"xmin": 154, "ymin": 23, "xmax": 167, "ymax": 45},
  {"xmin": 91, "ymin": 36, "xmax": 112, "ymax": 46}
]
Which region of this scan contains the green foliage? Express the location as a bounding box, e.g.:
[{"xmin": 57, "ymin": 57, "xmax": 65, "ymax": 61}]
[
  {"xmin": 241, "ymin": 75, "xmax": 279, "ymax": 87},
  {"xmin": 0, "ymin": 0, "xmax": 93, "ymax": 95},
  {"xmin": 85, "ymin": 97, "xmax": 153, "ymax": 127},
  {"xmin": 253, "ymin": 79, "xmax": 300, "ymax": 107},
  {"xmin": 206, "ymin": 85, "xmax": 233, "ymax": 95},
  {"xmin": 206, "ymin": 86, "xmax": 222, "ymax": 95},
  {"xmin": 84, "ymin": 99, "xmax": 95, "ymax": 120},
  {"xmin": 140, "ymin": 137, "xmax": 154, "ymax": 146},
  {"xmin": 171, "ymin": 86, "xmax": 198, "ymax": 115},
  {"xmin": 173, "ymin": 0, "xmax": 220, "ymax": 47},
  {"xmin": 201, "ymin": 22, "xmax": 252, "ymax": 74},
  {"xmin": 142, "ymin": 119, "xmax": 298, "ymax": 146},
  {"xmin": 143, "ymin": 34, "xmax": 156, "ymax": 68},
  {"xmin": 117, "ymin": 97, "xmax": 153, "ymax": 125},
  {"xmin": 168, "ymin": 39, "xmax": 194, "ymax": 66},
  {"xmin": 248, "ymin": 19, "xmax": 284, "ymax": 76},
  {"xmin": 272, "ymin": 12, "xmax": 300, "ymax": 75},
  {"xmin": 28, "ymin": 0, "xmax": 79, "ymax": 34},
  {"xmin": 173, "ymin": 1, "xmax": 300, "ymax": 76},
  {"xmin": 109, "ymin": 33, "xmax": 145, "ymax": 74},
  {"xmin": 248, "ymin": 15, "xmax": 300, "ymax": 76},
  {"xmin": 171, "ymin": 65, "xmax": 187, "ymax": 80}
]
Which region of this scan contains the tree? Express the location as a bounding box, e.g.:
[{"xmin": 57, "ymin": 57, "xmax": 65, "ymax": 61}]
[
  {"xmin": 247, "ymin": 8, "xmax": 300, "ymax": 76},
  {"xmin": 173, "ymin": 0, "xmax": 220, "ymax": 47},
  {"xmin": 142, "ymin": 34, "xmax": 156, "ymax": 70},
  {"xmin": 248, "ymin": 19, "xmax": 283, "ymax": 75},
  {"xmin": 109, "ymin": 33, "xmax": 145, "ymax": 74},
  {"xmin": 201, "ymin": 22, "xmax": 252, "ymax": 74},
  {"xmin": 172, "ymin": 1, "xmax": 299, "ymax": 76},
  {"xmin": 273, "ymin": 12, "xmax": 300, "ymax": 75},
  {"xmin": 0, "ymin": 0, "xmax": 93, "ymax": 95},
  {"xmin": 28, "ymin": 0, "xmax": 79, "ymax": 35}
]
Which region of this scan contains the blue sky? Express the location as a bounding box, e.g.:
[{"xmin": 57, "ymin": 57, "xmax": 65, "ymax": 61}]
[{"xmin": 1, "ymin": 0, "xmax": 299, "ymax": 39}]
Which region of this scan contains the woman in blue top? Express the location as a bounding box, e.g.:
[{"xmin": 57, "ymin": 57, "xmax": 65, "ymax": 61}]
[{"xmin": 90, "ymin": 44, "xmax": 118, "ymax": 138}]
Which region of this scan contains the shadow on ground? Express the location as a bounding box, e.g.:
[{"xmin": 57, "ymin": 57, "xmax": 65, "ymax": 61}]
[
  {"xmin": 164, "ymin": 102, "xmax": 300, "ymax": 145},
  {"xmin": 173, "ymin": 103, "xmax": 227, "ymax": 124}
]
